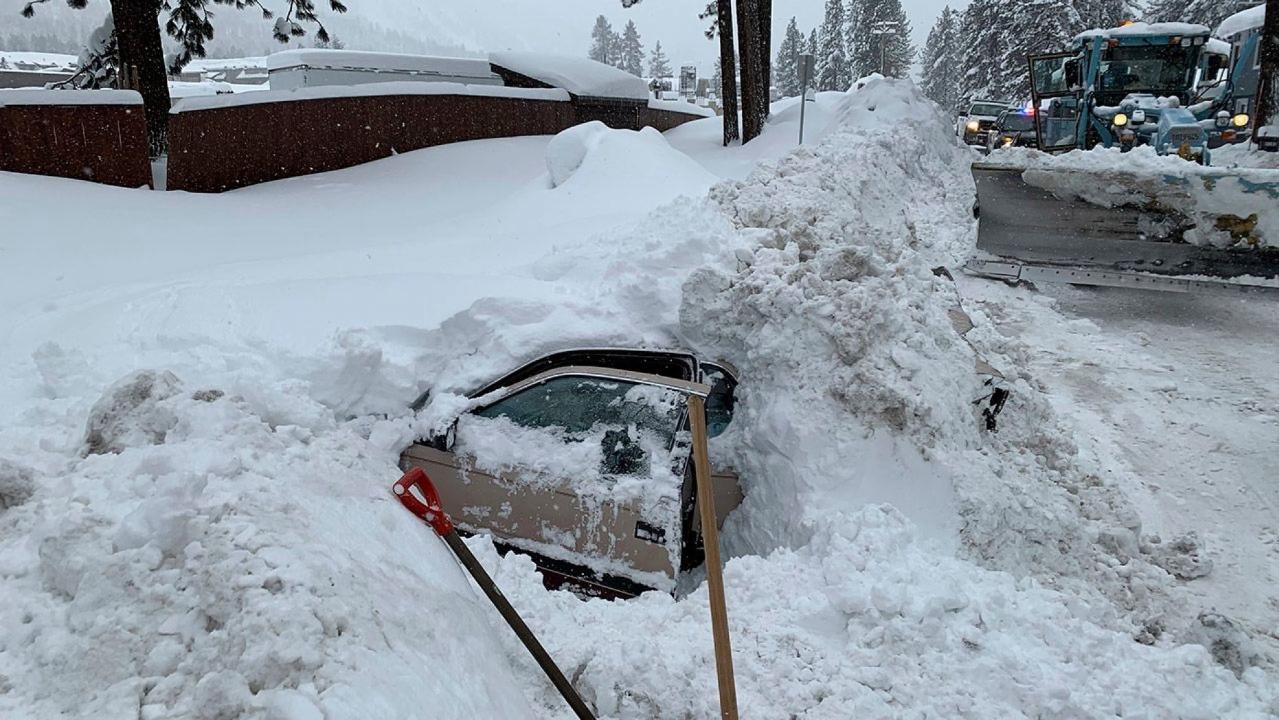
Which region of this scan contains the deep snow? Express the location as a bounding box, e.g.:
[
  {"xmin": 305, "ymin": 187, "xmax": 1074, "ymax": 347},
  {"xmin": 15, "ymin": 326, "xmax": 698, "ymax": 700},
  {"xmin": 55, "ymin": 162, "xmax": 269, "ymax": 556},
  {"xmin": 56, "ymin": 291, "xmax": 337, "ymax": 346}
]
[{"xmin": 1, "ymin": 80, "xmax": 1276, "ymax": 718}]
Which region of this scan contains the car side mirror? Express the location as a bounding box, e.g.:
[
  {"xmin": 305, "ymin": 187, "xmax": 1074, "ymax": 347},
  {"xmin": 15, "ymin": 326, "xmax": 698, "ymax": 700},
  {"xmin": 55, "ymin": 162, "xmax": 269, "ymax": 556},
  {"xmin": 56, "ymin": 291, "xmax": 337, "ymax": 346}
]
[{"xmin": 428, "ymin": 422, "xmax": 456, "ymax": 451}]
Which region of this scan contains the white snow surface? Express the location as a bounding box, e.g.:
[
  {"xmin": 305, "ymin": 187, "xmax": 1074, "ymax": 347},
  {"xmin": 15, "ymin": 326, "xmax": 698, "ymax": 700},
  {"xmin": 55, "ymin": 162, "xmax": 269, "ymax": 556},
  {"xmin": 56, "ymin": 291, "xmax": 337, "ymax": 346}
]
[
  {"xmin": 1, "ymin": 79, "xmax": 1276, "ymax": 718},
  {"xmin": 0, "ymin": 89, "xmax": 142, "ymax": 106},
  {"xmin": 1217, "ymin": 3, "xmax": 1265, "ymax": 38},
  {"xmin": 488, "ymin": 51, "xmax": 650, "ymax": 100},
  {"xmin": 646, "ymin": 97, "xmax": 715, "ymax": 117},
  {"xmin": 265, "ymin": 48, "xmax": 494, "ymax": 77},
  {"xmin": 170, "ymin": 81, "xmax": 568, "ymax": 113},
  {"xmin": 0, "ymin": 51, "xmax": 77, "ymax": 70}
]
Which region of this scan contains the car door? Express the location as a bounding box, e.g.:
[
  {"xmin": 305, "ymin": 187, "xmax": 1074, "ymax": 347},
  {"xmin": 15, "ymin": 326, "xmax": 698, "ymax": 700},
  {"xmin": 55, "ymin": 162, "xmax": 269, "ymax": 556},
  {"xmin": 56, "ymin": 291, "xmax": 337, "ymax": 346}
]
[
  {"xmin": 1028, "ymin": 52, "xmax": 1082, "ymax": 152},
  {"xmin": 401, "ymin": 366, "xmax": 707, "ymax": 596}
]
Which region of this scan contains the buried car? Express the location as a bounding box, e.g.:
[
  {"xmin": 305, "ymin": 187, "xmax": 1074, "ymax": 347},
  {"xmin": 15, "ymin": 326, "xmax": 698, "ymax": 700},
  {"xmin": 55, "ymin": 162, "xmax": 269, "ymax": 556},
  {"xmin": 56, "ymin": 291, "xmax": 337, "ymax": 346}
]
[{"xmin": 400, "ymin": 349, "xmax": 742, "ymax": 599}]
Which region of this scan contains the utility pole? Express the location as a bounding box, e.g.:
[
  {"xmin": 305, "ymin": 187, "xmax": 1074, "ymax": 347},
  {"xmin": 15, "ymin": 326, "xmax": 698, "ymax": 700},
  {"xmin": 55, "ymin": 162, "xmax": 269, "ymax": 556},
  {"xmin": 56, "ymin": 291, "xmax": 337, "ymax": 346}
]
[{"xmin": 871, "ymin": 21, "xmax": 901, "ymax": 77}]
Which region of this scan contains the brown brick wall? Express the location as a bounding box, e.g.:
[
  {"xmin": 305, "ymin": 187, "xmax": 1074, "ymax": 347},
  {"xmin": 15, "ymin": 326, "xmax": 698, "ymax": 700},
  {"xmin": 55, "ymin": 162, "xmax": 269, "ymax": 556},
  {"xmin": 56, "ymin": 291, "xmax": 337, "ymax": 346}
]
[
  {"xmin": 167, "ymin": 93, "xmax": 578, "ymax": 193},
  {"xmin": 0, "ymin": 103, "xmax": 151, "ymax": 188}
]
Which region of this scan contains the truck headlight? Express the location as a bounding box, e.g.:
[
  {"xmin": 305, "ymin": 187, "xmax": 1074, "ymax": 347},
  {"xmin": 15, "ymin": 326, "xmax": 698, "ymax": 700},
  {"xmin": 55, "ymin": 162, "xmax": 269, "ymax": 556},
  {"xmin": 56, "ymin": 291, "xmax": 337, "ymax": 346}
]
[
  {"xmin": 1113, "ymin": 113, "xmax": 1128, "ymax": 127},
  {"xmin": 1232, "ymin": 113, "xmax": 1249, "ymax": 128},
  {"xmin": 966, "ymin": 120, "xmax": 980, "ymax": 132},
  {"xmin": 1002, "ymin": 137, "xmax": 1014, "ymax": 148}
]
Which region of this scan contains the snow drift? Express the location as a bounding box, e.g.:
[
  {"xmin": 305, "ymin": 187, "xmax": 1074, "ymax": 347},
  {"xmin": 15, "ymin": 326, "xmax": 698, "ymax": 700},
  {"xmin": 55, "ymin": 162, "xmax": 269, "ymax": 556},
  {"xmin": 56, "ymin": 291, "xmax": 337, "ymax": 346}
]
[{"xmin": 1, "ymin": 77, "xmax": 1275, "ymax": 719}]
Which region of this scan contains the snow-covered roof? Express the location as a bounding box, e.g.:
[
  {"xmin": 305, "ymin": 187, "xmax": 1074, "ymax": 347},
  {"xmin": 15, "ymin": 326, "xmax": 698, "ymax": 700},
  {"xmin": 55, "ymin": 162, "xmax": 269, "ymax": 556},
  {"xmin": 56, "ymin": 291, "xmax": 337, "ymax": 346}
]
[
  {"xmin": 183, "ymin": 56, "xmax": 267, "ymax": 73},
  {"xmin": 1216, "ymin": 4, "xmax": 1264, "ymax": 38},
  {"xmin": 489, "ymin": 51, "xmax": 649, "ymax": 100},
  {"xmin": 266, "ymin": 49, "xmax": 493, "ymax": 80},
  {"xmin": 170, "ymin": 80, "xmax": 568, "ymax": 114},
  {"xmin": 0, "ymin": 50, "xmax": 78, "ymax": 71},
  {"xmin": 0, "ymin": 89, "xmax": 142, "ymax": 107},
  {"xmin": 1073, "ymin": 21, "xmax": 1210, "ymax": 43}
]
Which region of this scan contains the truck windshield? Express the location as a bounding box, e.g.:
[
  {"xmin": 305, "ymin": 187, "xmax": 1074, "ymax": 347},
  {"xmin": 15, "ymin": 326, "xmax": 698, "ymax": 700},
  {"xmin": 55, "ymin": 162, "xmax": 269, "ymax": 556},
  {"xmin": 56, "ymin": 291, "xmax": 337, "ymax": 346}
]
[
  {"xmin": 997, "ymin": 112, "xmax": 1035, "ymax": 131},
  {"xmin": 970, "ymin": 103, "xmax": 1007, "ymax": 116},
  {"xmin": 1097, "ymin": 44, "xmax": 1198, "ymax": 97}
]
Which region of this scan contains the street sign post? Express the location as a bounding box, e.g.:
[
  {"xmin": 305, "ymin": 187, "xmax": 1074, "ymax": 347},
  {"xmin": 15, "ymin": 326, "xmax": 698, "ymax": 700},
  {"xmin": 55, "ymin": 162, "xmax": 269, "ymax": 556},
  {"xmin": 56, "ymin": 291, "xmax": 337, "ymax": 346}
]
[{"xmin": 798, "ymin": 53, "xmax": 814, "ymax": 144}]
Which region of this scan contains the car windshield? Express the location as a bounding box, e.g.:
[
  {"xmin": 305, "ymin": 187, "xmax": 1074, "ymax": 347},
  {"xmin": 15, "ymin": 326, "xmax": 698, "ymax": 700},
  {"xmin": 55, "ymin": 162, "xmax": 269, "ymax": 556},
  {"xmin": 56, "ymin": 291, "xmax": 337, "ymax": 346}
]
[
  {"xmin": 1098, "ymin": 44, "xmax": 1198, "ymax": 95},
  {"xmin": 971, "ymin": 103, "xmax": 1007, "ymax": 116},
  {"xmin": 997, "ymin": 112, "xmax": 1036, "ymax": 131}
]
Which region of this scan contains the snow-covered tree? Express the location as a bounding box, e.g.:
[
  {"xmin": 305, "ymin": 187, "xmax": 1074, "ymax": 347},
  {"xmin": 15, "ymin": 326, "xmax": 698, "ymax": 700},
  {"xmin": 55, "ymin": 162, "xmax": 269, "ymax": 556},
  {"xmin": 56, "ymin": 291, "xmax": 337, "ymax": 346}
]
[
  {"xmin": 619, "ymin": 20, "xmax": 645, "ymax": 76},
  {"xmin": 957, "ymin": 0, "xmax": 1004, "ymax": 103},
  {"xmin": 1166, "ymin": 0, "xmax": 1244, "ymax": 31},
  {"xmin": 996, "ymin": 0, "xmax": 1076, "ymax": 101},
  {"xmin": 589, "ymin": 15, "xmax": 618, "ymax": 65},
  {"xmin": 849, "ymin": 0, "xmax": 915, "ymax": 78},
  {"xmin": 648, "ymin": 40, "xmax": 672, "ymax": 76},
  {"xmin": 775, "ymin": 16, "xmax": 805, "ymax": 96},
  {"xmin": 1074, "ymin": 0, "xmax": 1129, "ymax": 29},
  {"xmin": 815, "ymin": 0, "xmax": 849, "ymax": 90},
  {"xmin": 807, "ymin": 27, "xmax": 819, "ymax": 57},
  {"xmin": 920, "ymin": 6, "xmax": 963, "ymax": 111}
]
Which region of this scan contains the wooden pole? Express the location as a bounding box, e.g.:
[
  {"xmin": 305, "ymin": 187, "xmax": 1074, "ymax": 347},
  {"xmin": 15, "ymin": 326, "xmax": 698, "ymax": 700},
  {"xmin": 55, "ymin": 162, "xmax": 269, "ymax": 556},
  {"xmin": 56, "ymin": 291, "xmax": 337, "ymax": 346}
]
[{"xmin": 687, "ymin": 395, "xmax": 739, "ymax": 720}]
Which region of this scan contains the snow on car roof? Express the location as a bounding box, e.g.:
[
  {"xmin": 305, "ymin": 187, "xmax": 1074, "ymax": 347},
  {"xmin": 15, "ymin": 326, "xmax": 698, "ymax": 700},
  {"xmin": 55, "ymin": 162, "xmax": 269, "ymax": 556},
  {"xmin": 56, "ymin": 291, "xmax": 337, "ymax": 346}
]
[
  {"xmin": 266, "ymin": 49, "xmax": 494, "ymax": 79},
  {"xmin": 1073, "ymin": 21, "xmax": 1210, "ymax": 42},
  {"xmin": 1216, "ymin": 3, "xmax": 1264, "ymax": 38},
  {"xmin": 489, "ymin": 51, "xmax": 649, "ymax": 100},
  {"xmin": 0, "ymin": 89, "xmax": 142, "ymax": 107}
]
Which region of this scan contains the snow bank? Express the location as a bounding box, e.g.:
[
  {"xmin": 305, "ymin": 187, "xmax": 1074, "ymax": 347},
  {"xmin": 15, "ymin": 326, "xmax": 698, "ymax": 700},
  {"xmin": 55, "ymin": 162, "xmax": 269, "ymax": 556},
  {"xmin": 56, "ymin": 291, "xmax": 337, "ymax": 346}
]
[
  {"xmin": 0, "ymin": 89, "xmax": 142, "ymax": 106},
  {"xmin": 171, "ymin": 81, "xmax": 567, "ymax": 113},
  {"xmin": 489, "ymin": 51, "xmax": 649, "ymax": 100},
  {"xmin": 981, "ymin": 146, "xmax": 1279, "ymax": 247}
]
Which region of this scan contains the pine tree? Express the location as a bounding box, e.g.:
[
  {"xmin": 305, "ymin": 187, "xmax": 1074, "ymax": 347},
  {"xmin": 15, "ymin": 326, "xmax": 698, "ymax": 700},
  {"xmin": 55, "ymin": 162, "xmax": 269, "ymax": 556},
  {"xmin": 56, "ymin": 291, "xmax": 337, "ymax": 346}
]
[
  {"xmin": 649, "ymin": 40, "xmax": 672, "ymax": 76},
  {"xmin": 807, "ymin": 27, "xmax": 819, "ymax": 58},
  {"xmin": 957, "ymin": 0, "xmax": 1004, "ymax": 103},
  {"xmin": 589, "ymin": 15, "xmax": 616, "ymax": 64},
  {"xmin": 619, "ymin": 20, "xmax": 645, "ymax": 76},
  {"xmin": 850, "ymin": 0, "xmax": 915, "ymax": 78},
  {"xmin": 845, "ymin": 0, "xmax": 865, "ymax": 79},
  {"xmin": 920, "ymin": 6, "xmax": 963, "ymax": 111},
  {"xmin": 815, "ymin": 0, "xmax": 849, "ymax": 91},
  {"xmin": 1143, "ymin": 0, "xmax": 1190, "ymax": 23},
  {"xmin": 775, "ymin": 16, "xmax": 805, "ymax": 96},
  {"xmin": 1074, "ymin": 0, "xmax": 1128, "ymax": 29},
  {"xmin": 997, "ymin": 0, "xmax": 1075, "ymax": 100},
  {"xmin": 1175, "ymin": 0, "xmax": 1246, "ymax": 31}
]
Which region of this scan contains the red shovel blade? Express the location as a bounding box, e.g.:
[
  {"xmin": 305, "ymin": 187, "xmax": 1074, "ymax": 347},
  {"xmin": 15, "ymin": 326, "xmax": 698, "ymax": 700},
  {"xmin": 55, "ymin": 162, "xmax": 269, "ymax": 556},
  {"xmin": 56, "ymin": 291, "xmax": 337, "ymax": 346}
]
[{"xmin": 393, "ymin": 467, "xmax": 454, "ymax": 535}]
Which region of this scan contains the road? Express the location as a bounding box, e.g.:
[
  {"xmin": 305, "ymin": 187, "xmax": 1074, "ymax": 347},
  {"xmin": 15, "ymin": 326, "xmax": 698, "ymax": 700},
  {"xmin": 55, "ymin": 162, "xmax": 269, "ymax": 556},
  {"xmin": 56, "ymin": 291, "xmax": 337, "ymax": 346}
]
[{"xmin": 961, "ymin": 277, "xmax": 1279, "ymax": 663}]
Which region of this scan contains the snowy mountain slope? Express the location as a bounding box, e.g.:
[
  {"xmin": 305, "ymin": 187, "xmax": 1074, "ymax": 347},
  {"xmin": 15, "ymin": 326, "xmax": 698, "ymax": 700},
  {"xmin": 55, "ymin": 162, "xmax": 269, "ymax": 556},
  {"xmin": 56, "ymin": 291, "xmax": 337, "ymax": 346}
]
[{"xmin": 1, "ymin": 81, "xmax": 1276, "ymax": 718}]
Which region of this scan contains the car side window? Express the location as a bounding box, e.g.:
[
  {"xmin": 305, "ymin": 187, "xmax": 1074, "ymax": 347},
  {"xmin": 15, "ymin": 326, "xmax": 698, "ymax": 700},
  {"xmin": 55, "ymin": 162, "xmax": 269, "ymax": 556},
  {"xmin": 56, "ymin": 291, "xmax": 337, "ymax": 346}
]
[{"xmin": 700, "ymin": 366, "xmax": 736, "ymax": 438}]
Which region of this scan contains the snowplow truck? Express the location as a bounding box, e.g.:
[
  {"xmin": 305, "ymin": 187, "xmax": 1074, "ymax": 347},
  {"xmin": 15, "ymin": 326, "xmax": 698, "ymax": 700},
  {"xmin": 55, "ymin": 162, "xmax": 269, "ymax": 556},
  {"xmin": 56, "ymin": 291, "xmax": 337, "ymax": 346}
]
[
  {"xmin": 1023, "ymin": 22, "xmax": 1253, "ymax": 162},
  {"xmin": 967, "ymin": 21, "xmax": 1279, "ymax": 295}
]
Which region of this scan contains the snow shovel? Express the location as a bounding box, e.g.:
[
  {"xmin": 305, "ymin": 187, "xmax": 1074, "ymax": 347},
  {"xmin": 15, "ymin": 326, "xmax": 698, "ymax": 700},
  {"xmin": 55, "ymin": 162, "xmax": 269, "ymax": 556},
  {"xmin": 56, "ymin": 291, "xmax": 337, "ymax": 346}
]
[{"xmin": 392, "ymin": 467, "xmax": 597, "ymax": 720}]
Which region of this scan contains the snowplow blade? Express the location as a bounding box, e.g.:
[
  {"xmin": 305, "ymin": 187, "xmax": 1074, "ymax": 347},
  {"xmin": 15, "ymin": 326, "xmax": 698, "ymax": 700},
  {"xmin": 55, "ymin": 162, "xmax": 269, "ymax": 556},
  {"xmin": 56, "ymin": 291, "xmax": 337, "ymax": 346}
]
[{"xmin": 968, "ymin": 160, "xmax": 1279, "ymax": 294}]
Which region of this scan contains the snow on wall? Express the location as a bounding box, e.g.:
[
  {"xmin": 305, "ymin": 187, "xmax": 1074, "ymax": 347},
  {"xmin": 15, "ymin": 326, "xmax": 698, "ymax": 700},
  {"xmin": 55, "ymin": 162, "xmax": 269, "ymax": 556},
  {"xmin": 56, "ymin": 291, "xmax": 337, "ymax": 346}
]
[
  {"xmin": 0, "ymin": 89, "xmax": 142, "ymax": 106},
  {"xmin": 1217, "ymin": 3, "xmax": 1265, "ymax": 38},
  {"xmin": 489, "ymin": 51, "xmax": 650, "ymax": 100},
  {"xmin": 647, "ymin": 98, "xmax": 715, "ymax": 118},
  {"xmin": 170, "ymin": 81, "xmax": 569, "ymax": 114}
]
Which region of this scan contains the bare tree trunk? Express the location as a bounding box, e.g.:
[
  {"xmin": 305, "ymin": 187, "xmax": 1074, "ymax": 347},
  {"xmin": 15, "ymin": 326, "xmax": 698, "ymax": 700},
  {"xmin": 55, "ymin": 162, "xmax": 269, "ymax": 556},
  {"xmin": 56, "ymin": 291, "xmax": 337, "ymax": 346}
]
[
  {"xmin": 111, "ymin": 0, "xmax": 170, "ymax": 156},
  {"xmin": 716, "ymin": 0, "xmax": 740, "ymax": 146},
  {"xmin": 737, "ymin": 0, "xmax": 762, "ymax": 143},
  {"xmin": 1256, "ymin": 0, "xmax": 1279, "ymax": 141},
  {"xmin": 760, "ymin": 0, "xmax": 771, "ymax": 118}
]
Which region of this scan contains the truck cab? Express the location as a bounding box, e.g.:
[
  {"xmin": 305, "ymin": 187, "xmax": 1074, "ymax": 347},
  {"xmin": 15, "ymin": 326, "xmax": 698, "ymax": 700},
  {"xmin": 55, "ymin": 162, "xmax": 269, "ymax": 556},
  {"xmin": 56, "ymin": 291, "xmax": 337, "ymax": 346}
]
[
  {"xmin": 1025, "ymin": 22, "xmax": 1250, "ymax": 162},
  {"xmin": 958, "ymin": 100, "xmax": 1012, "ymax": 146}
]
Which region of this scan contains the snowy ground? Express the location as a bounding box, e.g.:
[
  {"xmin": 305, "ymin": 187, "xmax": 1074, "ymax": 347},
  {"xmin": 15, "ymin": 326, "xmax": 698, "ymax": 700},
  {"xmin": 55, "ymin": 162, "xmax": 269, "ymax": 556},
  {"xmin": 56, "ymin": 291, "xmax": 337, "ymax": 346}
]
[{"xmin": 1, "ymin": 81, "xmax": 1277, "ymax": 718}]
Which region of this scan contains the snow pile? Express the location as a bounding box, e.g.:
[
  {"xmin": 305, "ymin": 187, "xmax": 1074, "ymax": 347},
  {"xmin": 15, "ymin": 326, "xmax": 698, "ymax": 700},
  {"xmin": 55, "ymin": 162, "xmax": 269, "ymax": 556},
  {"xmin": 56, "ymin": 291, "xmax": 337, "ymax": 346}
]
[
  {"xmin": 0, "ymin": 370, "xmax": 541, "ymax": 719},
  {"xmin": 1217, "ymin": 3, "xmax": 1265, "ymax": 38},
  {"xmin": 545, "ymin": 121, "xmax": 715, "ymax": 192},
  {"xmin": 982, "ymin": 146, "xmax": 1279, "ymax": 247},
  {"xmin": 265, "ymin": 49, "xmax": 493, "ymax": 78}
]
